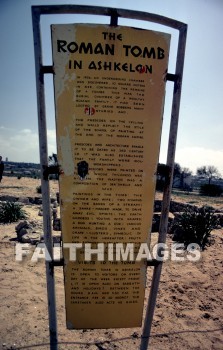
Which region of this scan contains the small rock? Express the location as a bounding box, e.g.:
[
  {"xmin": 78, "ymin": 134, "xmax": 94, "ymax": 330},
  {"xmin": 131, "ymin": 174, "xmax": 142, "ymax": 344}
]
[
  {"xmin": 53, "ymin": 218, "xmax": 61, "ymax": 231},
  {"xmin": 34, "ymin": 197, "xmax": 42, "ymax": 205},
  {"xmin": 53, "ymin": 235, "xmax": 61, "ymax": 244},
  {"xmin": 21, "ymin": 231, "xmax": 41, "ymax": 244},
  {"xmin": 52, "ymin": 208, "xmax": 57, "ymax": 219},
  {"xmin": 52, "ymin": 201, "xmax": 58, "ymax": 208},
  {"xmin": 131, "ymin": 332, "xmax": 139, "ymax": 339},
  {"xmin": 18, "ymin": 197, "xmax": 30, "ymax": 204},
  {"xmin": 15, "ymin": 220, "xmax": 43, "ymax": 244},
  {"xmin": 15, "ymin": 220, "xmax": 31, "ymax": 232},
  {"xmin": 0, "ymin": 195, "xmax": 18, "ymax": 202},
  {"xmin": 17, "ymin": 227, "xmax": 31, "ymax": 241}
]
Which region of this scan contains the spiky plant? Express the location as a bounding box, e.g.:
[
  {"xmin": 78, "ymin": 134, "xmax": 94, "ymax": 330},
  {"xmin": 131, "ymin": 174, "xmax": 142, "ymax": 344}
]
[
  {"xmin": 170, "ymin": 205, "xmax": 219, "ymax": 250},
  {"xmin": 0, "ymin": 202, "xmax": 28, "ymax": 224}
]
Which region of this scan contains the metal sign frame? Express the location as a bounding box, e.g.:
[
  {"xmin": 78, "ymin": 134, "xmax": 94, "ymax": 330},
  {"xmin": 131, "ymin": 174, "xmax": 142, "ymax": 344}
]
[{"xmin": 32, "ymin": 5, "xmax": 187, "ymax": 350}]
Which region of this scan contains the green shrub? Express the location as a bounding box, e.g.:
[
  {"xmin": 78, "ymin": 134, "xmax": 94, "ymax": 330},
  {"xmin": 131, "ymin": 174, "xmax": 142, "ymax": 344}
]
[
  {"xmin": 199, "ymin": 184, "xmax": 223, "ymax": 197},
  {"xmin": 36, "ymin": 185, "xmax": 42, "ymax": 194},
  {"xmin": 0, "ymin": 202, "xmax": 28, "ymax": 224},
  {"xmin": 170, "ymin": 205, "xmax": 219, "ymax": 250}
]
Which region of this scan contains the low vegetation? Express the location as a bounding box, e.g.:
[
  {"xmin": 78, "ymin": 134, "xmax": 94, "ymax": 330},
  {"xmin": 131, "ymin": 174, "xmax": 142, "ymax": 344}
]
[
  {"xmin": 199, "ymin": 184, "xmax": 223, "ymax": 197},
  {"xmin": 170, "ymin": 205, "xmax": 219, "ymax": 250},
  {"xmin": 0, "ymin": 202, "xmax": 28, "ymax": 224}
]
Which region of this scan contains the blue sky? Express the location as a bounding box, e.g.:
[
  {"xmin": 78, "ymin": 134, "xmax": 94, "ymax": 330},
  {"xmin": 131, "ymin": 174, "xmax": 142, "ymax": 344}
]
[{"xmin": 0, "ymin": 0, "xmax": 223, "ymax": 175}]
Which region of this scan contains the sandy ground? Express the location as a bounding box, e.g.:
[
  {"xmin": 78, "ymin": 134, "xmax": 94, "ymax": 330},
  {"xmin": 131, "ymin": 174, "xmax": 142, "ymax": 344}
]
[{"xmin": 0, "ymin": 177, "xmax": 223, "ymax": 350}]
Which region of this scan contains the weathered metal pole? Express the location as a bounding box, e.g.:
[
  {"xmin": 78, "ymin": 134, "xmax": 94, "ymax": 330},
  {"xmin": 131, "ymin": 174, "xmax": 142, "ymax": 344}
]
[
  {"xmin": 32, "ymin": 7, "xmax": 58, "ymax": 350},
  {"xmin": 140, "ymin": 23, "xmax": 187, "ymax": 350}
]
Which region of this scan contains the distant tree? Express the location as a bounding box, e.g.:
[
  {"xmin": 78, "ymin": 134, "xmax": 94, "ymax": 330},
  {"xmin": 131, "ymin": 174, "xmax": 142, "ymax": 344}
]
[
  {"xmin": 156, "ymin": 163, "xmax": 168, "ymax": 191},
  {"xmin": 172, "ymin": 163, "xmax": 180, "ymax": 187},
  {"xmin": 173, "ymin": 163, "xmax": 192, "ymax": 189},
  {"xmin": 196, "ymin": 165, "xmax": 221, "ymax": 185},
  {"xmin": 48, "ymin": 153, "xmax": 58, "ymax": 166},
  {"xmin": 156, "ymin": 163, "xmax": 192, "ymax": 191},
  {"xmin": 180, "ymin": 167, "xmax": 192, "ymax": 189},
  {"xmin": 48, "ymin": 153, "xmax": 58, "ymax": 180}
]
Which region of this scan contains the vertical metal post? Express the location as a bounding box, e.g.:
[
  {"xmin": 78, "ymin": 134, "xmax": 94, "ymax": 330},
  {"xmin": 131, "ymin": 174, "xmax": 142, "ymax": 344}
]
[
  {"xmin": 32, "ymin": 8, "xmax": 58, "ymax": 350},
  {"xmin": 140, "ymin": 24, "xmax": 187, "ymax": 350}
]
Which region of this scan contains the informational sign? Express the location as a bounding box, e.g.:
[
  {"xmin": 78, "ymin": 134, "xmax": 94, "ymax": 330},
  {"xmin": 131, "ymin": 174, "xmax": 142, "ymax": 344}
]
[{"xmin": 51, "ymin": 24, "xmax": 170, "ymax": 329}]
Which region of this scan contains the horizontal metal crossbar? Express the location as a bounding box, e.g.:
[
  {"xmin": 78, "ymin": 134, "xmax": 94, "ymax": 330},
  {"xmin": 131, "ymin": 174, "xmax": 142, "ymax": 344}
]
[{"xmin": 32, "ymin": 5, "xmax": 187, "ymax": 30}]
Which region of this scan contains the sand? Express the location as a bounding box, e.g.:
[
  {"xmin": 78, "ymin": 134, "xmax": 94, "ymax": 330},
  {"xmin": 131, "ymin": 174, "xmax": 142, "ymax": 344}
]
[{"xmin": 0, "ymin": 177, "xmax": 222, "ymax": 350}]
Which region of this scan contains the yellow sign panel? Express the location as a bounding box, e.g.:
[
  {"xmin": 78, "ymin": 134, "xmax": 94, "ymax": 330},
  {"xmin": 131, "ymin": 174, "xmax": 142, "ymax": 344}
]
[{"xmin": 51, "ymin": 24, "xmax": 170, "ymax": 329}]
